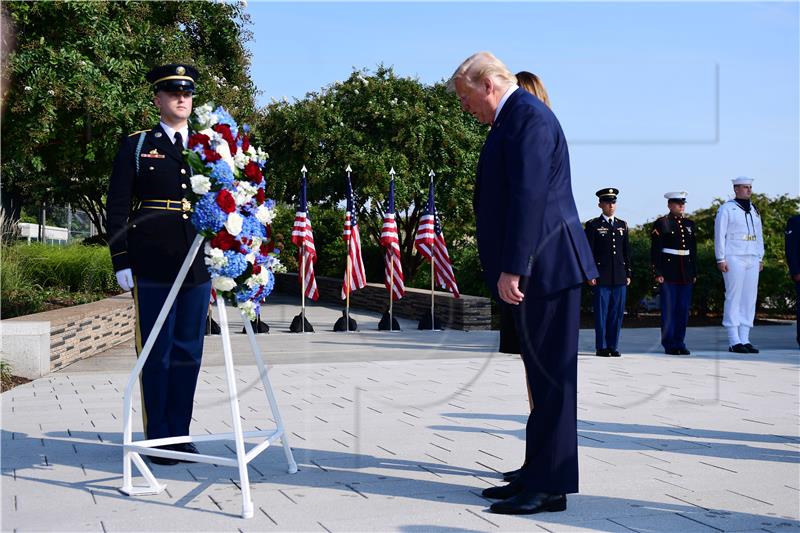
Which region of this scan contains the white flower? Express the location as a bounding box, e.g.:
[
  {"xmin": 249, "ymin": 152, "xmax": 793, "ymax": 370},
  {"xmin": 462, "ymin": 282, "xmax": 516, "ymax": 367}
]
[
  {"xmin": 246, "ymin": 252, "xmax": 256, "ymax": 264},
  {"xmin": 24, "ymin": 86, "xmax": 31, "ymax": 91},
  {"xmin": 47, "ymin": 90, "xmax": 55, "ymax": 96},
  {"xmin": 205, "ymin": 247, "xmax": 228, "ymax": 269},
  {"xmin": 225, "ymin": 212, "xmax": 243, "ymax": 236},
  {"xmin": 255, "ymin": 204, "xmax": 274, "ymax": 225},
  {"xmin": 270, "ymin": 258, "xmax": 286, "ymax": 273},
  {"xmin": 233, "ymin": 151, "xmax": 249, "ymax": 170},
  {"xmin": 233, "ymin": 182, "xmax": 256, "ymax": 206},
  {"xmin": 212, "ymin": 276, "xmax": 236, "ymax": 292},
  {"xmin": 354, "ymin": 89, "xmax": 359, "ymax": 95},
  {"xmin": 238, "ymin": 300, "xmax": 257, "ymax": 321},
  {"xmin": 246, "ymin": 269, "xmax": 268, "ymax": 288},
  {"xmin": 250, "ymin": 236, "xmax": 263, "ymax": 251},
  {"xmin": 190, "ymin": 174, "xmax": 212, "ymax": 195}
]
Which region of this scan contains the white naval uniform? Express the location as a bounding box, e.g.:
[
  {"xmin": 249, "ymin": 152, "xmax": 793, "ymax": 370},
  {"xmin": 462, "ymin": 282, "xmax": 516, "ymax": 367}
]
[{"xmin": 714, "ymin": 199, "xmax": 764, "ymax": 342}]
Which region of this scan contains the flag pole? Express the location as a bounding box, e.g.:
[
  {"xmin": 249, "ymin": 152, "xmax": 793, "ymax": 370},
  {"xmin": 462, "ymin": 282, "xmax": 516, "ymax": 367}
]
[
  {"xmin": 389, "ymin": 257, "xmax": 394, "ymax": 332},
  {"xmin": 430, "ymin": 244, "xmax": 435, "ymax": 331},
  {"xmin": 346, "ymin": 254, "xmax": 352, "ymax": 332},
  {"xmin": 300, "ymin": 253, "xmax": 306, "ymax": 334}
]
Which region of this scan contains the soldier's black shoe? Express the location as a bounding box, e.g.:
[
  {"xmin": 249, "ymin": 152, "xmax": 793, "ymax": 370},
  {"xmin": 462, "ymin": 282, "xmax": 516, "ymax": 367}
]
[
  {"xmin": 482, "ymin": 480, "xmax": 524, "ymax": 500},
  {"xmin": 502, "ymin": 468, "xmax": 522, "ymax": 482},
  {"xmin": 147, "ymin": 446, "xmax": 179, "ymax": 466},
  {"xmin": 679, "ymin": 348, "xmax": 691, "ymax": 355},
  {"xmin": 596, "ymin": 349, "xmax": 611, "ymax": 357},
  {"xmin": 729, "ymin": 343, "xmax": 749, "ymax": 354},
  {"xmin": 665, "ymin": 348, "xmax": 681, "ymax": 355},
  {"xmin": 489, "ymin": 491, "xmax": 567, "ymax": 515},
  {"xmin": 611, "ymin": 350, "xmax": 621, "ymax": 357},
  {"xmin": 744, "ymin": 343, "xmax": 760, "ymax": 353}
]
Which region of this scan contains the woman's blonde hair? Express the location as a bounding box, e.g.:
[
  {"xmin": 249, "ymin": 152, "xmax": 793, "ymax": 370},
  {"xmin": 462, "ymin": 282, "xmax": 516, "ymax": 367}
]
[{"xmin": 516, "ymin": 71, "xmax": 551, "ymax": 109}]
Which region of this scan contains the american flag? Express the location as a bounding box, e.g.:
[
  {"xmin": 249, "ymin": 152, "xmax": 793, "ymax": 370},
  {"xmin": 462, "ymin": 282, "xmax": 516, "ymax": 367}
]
[
  {"xmin": 380, "ymin": 176, "xmax": 405, "ymax": 300},
  {"xmin": 291, "ymin": 172, "xmax": 319, "ymax": 301},
  {"xmin": 414, "ymin": 175, "xmax": 460, "ymax": 298},
  {"xmin": 341, "ymin": 173, "xmax": 367, "ymax": 299}
]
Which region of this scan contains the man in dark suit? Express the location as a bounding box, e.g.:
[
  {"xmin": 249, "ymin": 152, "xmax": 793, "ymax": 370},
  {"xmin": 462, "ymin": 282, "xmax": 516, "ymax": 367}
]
[
  {"xmin": 449, "ymin": 52, "xmax": 598, "ymax": 515},
  {"xmin": 106, "ymin": 64, "xmax": 210, "ymax": 465},
  {"xmin": 585, "ymin": 188, "xmax": 631, "ymax": 357},
  {"xmin": 651, "ymin": 192, "xmax": 697, "ymax": 355},
  {"xmin": 785, "ymin": 215, "xmax": 800, "ymax": 348}
]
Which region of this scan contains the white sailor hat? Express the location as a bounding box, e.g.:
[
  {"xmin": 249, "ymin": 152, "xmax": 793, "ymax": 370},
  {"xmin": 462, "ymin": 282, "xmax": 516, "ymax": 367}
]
[
  {"xmin": 664, "ymin": 191, "xmax": 688, "ymax": 203},
  {"xmin": 731, "ymin": 176, "xmax": 754, "ymax": 186}
]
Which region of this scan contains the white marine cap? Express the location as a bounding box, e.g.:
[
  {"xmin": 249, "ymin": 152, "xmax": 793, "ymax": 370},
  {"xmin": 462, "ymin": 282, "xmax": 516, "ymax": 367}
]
[
  {"xmin": 731, "ymin": 176, "xmax": 754, "ymax": 185},
  {"xmin": 664, "ymin": 191, "xmax": 688, "ymax": 201}
]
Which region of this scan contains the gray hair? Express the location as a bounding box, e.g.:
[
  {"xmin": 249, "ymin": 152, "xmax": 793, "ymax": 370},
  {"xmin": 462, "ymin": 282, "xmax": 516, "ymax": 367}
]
[{"xmin": 446, "ymin": 51, "xmax": 517, "ymax": 93}]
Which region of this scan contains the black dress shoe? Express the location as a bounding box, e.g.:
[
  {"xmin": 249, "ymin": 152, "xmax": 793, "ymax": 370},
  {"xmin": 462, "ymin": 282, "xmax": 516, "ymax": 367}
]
[
  {"xmin": 611, "ymin": 350, "xmax": 621, "ymax": 357},
  {"xmin": 729, "ymin": 343, "xmax": 749, "ymax": 354},
  {"xmin": 168, "ymin": 442, "xmax": 199, "ymax": 463},
  {"xmin": 489, "ymin": 491, "xmax": 567, "ymax": 515},
  {"xmin": 679, "ymin": 348, "xmax": 691, "ymax": 355},
  {"xmin": 502, "ymin": 468, "xmax": 522, "ymax": 482},
  {"xmin": 147, "ymin": 446, "xmax": 179, "ymax": 466},
  {"xmin": 482, "ymin": 481, "xmax": 523, "ymax": 500},
  {"xmin": 595, "ymin": 349, "xmax": 611, "ymax": 357},
  {"xmin": 664, "ymin": 348, "xmax": 681, "ymax": 355},
  {"xmin": 744, "ymin": 343, "xmax": 759, "ymax": 353}
]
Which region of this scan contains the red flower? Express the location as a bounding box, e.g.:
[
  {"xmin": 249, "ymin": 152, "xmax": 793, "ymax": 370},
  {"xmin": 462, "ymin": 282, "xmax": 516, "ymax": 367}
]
[
  {"xmin": 260, "ymin": 242, "xmax": 274, "ymax": 255},
  {"xmin": 252, "ymin": 264, "xmax": 262, "ymax": 275},
  {"xmin": 188, "ymin": 133, "xmax": 210, "ymax": 149},
  {"xmin": 241, "ymin": 135, "xmax": 250, "ymax": 152},
  {"xmin": 255, "ymin": 188, "xmax": 265, "ymax": 205},
  {"xmin": 216, "ymin": 189, "xmax": 236, "ymax": 213},
  {"xmin": 244, "ymin": 162, "xmax": 262, "ymax": 184},
  {"xmin": 213, "ymin": 124, "xmax": 238, "ymax": 155},
  {"xmin": 203, "ymin": 149, "xmax": 221, "ymax": 162},
  {"xmin": 211, "ymin": 229, "xmax": 237, "ymax": 251}
]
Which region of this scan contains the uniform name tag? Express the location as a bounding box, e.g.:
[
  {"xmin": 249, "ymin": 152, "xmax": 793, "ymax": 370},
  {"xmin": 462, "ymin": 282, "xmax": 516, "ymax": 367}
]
[{"xmin": 140, "ymin": 153, "xmax": 166, "ymax": 159}]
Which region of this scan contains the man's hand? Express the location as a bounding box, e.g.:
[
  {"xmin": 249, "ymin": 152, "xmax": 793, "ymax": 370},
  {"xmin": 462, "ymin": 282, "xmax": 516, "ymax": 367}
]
[
  {"xmin": 115, "ymin": 268, "xmax": 134, "ymax": 292},
  {"xmin": 655, "ymin": 276, "xmax": 664, "ymax": 284},
  {"xmin": 498, "ymin": 272, "xmax": 524, "ymax": 305},
  {"xmin": 626, "ymin": 277, "xmax": 631, "ymax": 286},
  {"xmin": 717, "ymin": 261, "xmax": 728, "ymax": 273},
  {"xmin": 587, "ymin": 278, "xmax": 597, "ymax": 286}
]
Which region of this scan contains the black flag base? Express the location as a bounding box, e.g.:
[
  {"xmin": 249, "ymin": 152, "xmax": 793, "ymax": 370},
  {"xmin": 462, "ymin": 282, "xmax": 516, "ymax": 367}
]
[
  {"xmin": 206, "ymin": 315, "xmax": 222, "ymax": 335},
  {"xmin": 333, "ymin": 310, "xmax": 359, "ymax": 332},
  {"xmin": 418, "ymin": 314, "xmax": 444, "ymax": 331},
  {"xmin": 290, "ymin": 314, "xmax": 314, "ymax": 333},
  {"xmin": 241, "ymin": 319, "xmax": 269, "ymax": 334},
  {"xmin": 378, "ymin": 311, "xmax": 401, "ymax": 331}
]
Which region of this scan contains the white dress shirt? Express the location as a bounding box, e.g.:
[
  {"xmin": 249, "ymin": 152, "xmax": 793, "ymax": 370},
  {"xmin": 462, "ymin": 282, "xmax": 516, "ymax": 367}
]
[
  {"xmin": 159, "ymin": 121, "xmax": 189, "ymax": 149},
  {"xmin": 494, "ymin": 85, "xmax": 518, "ymax": 123}
]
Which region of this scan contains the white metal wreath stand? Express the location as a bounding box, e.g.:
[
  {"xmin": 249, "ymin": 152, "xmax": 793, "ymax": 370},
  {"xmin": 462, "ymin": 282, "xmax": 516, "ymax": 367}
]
[{"xmin": 119, "ymin": 235, "xmax": 298, "ymax": 518}]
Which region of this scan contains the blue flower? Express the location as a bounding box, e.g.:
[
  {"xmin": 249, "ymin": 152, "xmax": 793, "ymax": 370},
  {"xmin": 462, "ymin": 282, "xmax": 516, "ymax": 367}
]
[
  {"xmin": 207, "ymin": 160, "xmax": 234, "ymax": 188},
  {"xmin": 220, "ymin": 250, "xmax": 248, "ymax": 279},
  {"xmin": 192, "ymin": 193, "xmax": 227, "ymax": 233},
  {"xmin": 214, "ymin": 107, "xmax": 238, "ymax": 137},
  {"xmin": 241, "ymin": 215, "xmax": 266, "ymax": 239}
]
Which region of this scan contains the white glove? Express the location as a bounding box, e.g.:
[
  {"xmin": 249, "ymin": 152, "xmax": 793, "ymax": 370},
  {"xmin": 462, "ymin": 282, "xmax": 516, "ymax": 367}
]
[{"xmin": 115, "ymin": 268, "xmax": 134, "ymax": 292}]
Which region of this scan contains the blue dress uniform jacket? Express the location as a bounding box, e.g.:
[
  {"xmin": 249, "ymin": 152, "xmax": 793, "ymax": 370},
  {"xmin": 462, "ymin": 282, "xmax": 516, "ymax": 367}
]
[
  {"xmin": 584, "ymin": 217, "xmax": 632, "ymax": 285},
  {"xmin": 106, "ymin": 124, "xmax": 209, "ymax": 286},
  {"xmin": 650, "ymin": 215, "xmax": 697, "ymax": 283},
  {"xmin": 474, "ymin": 87, "xmax": 597, "ymax": 495}
]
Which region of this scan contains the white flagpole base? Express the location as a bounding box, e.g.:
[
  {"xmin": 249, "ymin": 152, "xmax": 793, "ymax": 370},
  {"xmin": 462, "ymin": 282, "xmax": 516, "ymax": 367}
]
[{"xmin": 119, "ymin": 235, "xmax": 296, "ymax": 519}]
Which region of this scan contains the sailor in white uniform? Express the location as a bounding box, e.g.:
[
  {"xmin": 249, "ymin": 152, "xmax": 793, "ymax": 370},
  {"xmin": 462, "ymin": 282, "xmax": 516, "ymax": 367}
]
[{"xmin": 714, "ymin": 177, "xmax": 764, "ymax": 353}]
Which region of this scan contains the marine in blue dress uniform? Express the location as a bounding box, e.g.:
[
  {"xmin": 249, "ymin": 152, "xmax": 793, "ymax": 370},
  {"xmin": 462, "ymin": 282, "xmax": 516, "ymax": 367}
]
[
  {"xmin": 650, "ymin": 192, "xmax": 696, "ymax": 355},
  {"xmin": 106, "ymin": 64, "xmax": 211, "ymax": 465},
  {"xmin": 785, "ymin": 215, "xmax": 800, "ymax": 348},
  {"xmin": 584, "ymin": 188, "xmax": 631, "ymax": 357}
]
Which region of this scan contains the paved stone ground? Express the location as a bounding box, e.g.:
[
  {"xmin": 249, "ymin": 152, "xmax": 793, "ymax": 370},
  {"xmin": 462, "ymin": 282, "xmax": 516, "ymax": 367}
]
[{"xmin": 2, "ymin": 296, "xmax": 798, "ymax": 532}]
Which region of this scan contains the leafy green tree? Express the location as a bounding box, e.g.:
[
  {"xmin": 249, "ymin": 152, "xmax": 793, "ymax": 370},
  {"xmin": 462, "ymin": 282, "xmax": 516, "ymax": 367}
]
[
  {"xmin": 255, "ymin": 66, "xmax": 485, "ymax": 285},
  {"xmin": 2, "ymin": 0, "xmax": 256, "ymax": 236}
]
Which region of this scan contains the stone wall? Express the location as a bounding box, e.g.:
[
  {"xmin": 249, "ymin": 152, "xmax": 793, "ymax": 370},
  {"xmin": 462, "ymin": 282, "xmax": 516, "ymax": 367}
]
[
  {"xmin": 2, "ymin": 294, "xmax": 135, "ymax": 377},
  {"xmin": 273, "ymin": 273, "xmax": 491, "ymax": 331}
]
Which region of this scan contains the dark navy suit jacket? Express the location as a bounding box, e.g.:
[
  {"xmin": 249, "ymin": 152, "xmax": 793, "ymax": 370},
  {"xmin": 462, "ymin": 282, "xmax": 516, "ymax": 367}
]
[{"xmin": 474, "ymin": 88, "xmax": 597, "ymax": 298}]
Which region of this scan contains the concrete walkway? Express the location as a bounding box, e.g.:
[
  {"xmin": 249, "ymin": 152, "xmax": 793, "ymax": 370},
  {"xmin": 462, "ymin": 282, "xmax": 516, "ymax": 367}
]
[{"xmin": 2, "ymin": 295, "xmax": 798, "ymax": 532}]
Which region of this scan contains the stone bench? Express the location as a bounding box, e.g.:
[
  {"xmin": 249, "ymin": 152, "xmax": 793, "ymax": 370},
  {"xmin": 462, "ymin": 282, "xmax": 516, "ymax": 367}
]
[
  {"xmin": 273, "ymin": 273, "xmax": 491, "ymax": 331},
  {"xmin": 1, "ymin": 294, "xmax": 135, "ymax": 378}
]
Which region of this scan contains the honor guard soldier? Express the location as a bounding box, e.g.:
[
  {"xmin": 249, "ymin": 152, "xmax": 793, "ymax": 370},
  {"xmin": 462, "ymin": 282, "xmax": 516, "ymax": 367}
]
[
  {"xmin": 714, "ymin": 177, "xmax": 764, "ymax": 354},
  {"xmin": 785, "ymin": 214, "xmax": 800, "ymax": 348},
  {"xmin": 585, "ymin": 188, "xmax": 632, "ymax": 357},
  {"xmin": 106, "ymin": 64, "xmax": 210, "ymax": 465},
  {"xmin": 651, "ymin": 192, "xmax": 696, "ymax": 355}
]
